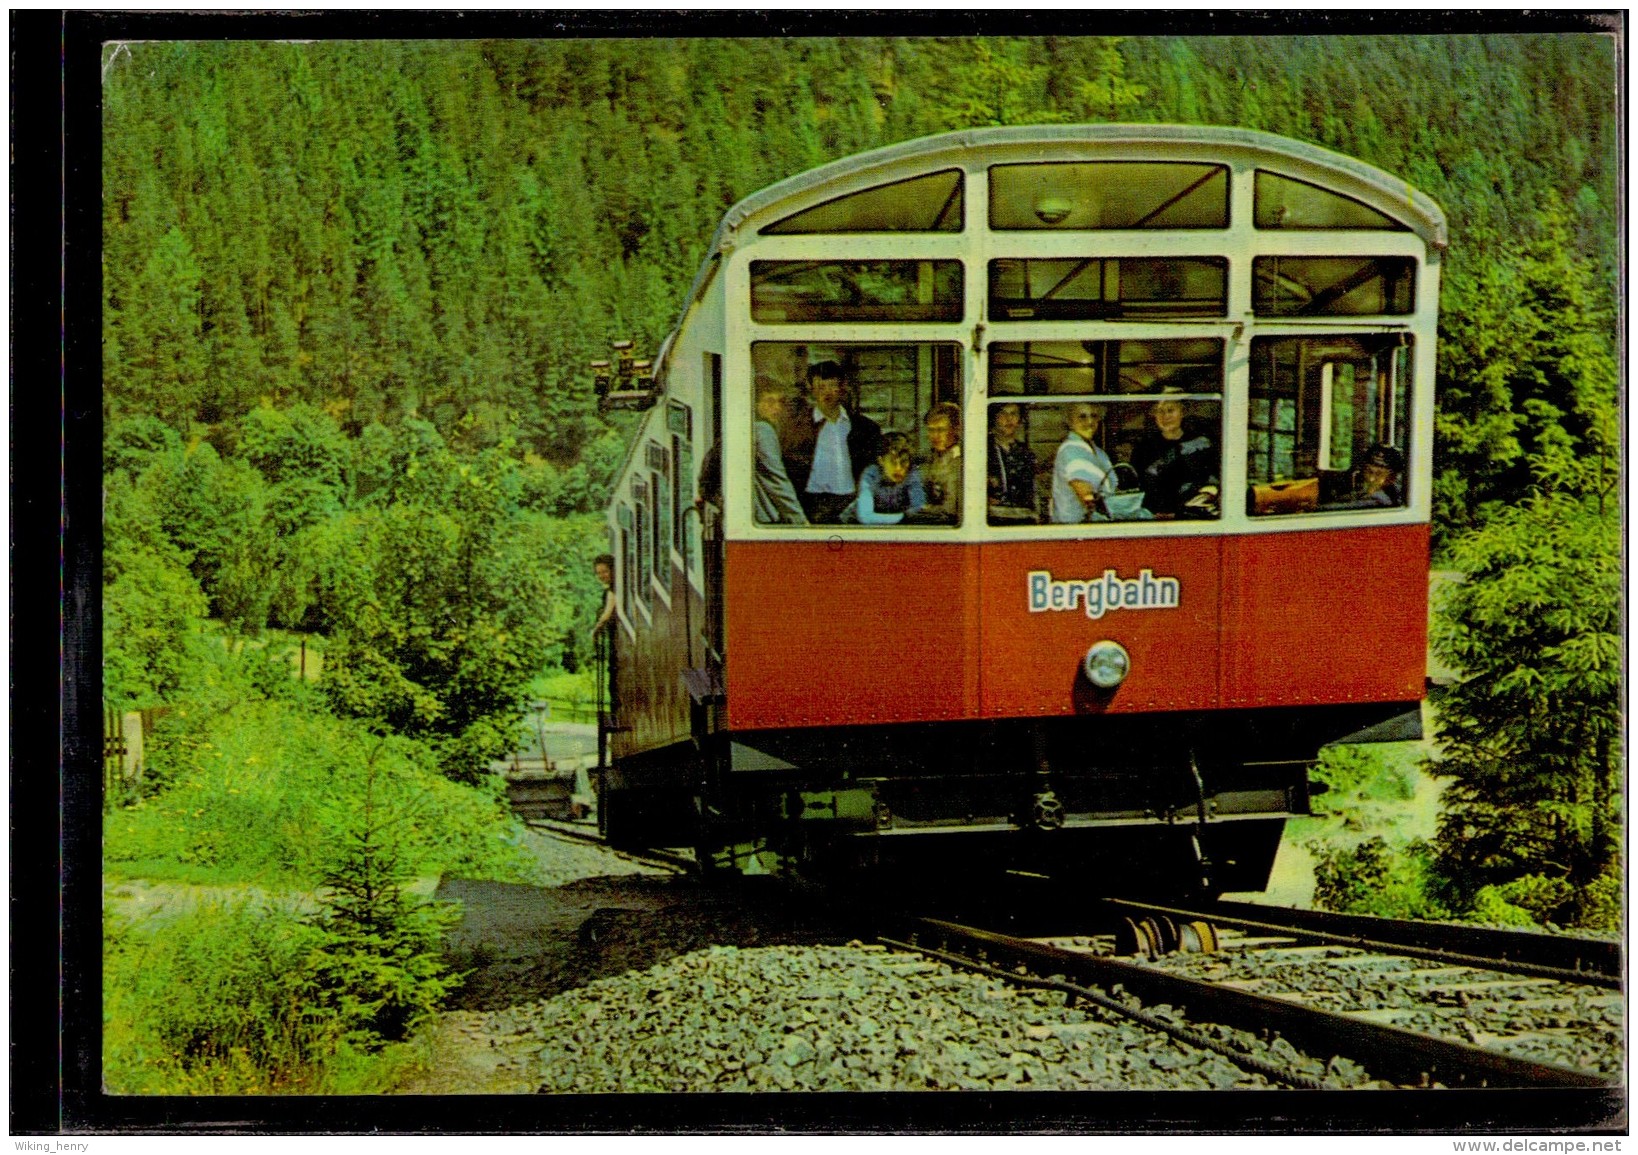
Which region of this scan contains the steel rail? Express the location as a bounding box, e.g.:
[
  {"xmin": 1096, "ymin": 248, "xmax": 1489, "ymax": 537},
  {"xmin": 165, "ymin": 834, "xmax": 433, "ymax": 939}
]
[
  {"xmin": 899, "ymin": 916, "xmax": 1614, "ymax": 1090},
  {"xmin": 1102, "ymin": 897, "xmax": 1623, "ymax": 990},
  {"xmin": 523, "ymin": 817, "xmax": 694, "ymax": 873},
  {"xmin": 881, "ymin": 935, "xmax": 1326, "ymax": 1089}
]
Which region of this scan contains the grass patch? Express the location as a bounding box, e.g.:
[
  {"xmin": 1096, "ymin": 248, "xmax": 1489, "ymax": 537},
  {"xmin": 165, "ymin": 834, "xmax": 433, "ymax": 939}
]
[
  {"xmin": 104, "ymin": 890, "xmax": 454, "ymax": 1095},
  {"xmin": 106, "ymin": 697, "xmax": 539, "ymax": 888}
]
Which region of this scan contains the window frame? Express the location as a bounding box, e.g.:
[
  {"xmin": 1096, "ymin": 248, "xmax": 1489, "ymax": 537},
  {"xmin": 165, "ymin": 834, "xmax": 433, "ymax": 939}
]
[
  {"xmin": 1244, "ymin": 332, "xmax": 1416, "ymax": 519},
  {"xmin": 724, "ymin": 143, "xmax": 1437, "ymax": 542}
]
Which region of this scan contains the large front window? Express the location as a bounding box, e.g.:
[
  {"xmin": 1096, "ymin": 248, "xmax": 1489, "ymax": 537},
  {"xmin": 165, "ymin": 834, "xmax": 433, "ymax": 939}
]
[
  {"xmin": 761, "ymin": 169, "xmax": 964, "ymax": 234},
  {"xmin": 1247, "ymin": 335, "xmax": 1412, "ymax": 515},
  {"xmin": 987, "ymin": 340, "xmax": 1223, "ymax": 525},
  {"xmin": 988, "ymin": 257, "xmax": 1227, "ymax": 320},
  {"xmin": 1254, "ymin": 171, "xmax": 1410, "ymax": 231},
  {"xmin": 748, "ymin": 342, "xmax": 964, "ymax": 528}
]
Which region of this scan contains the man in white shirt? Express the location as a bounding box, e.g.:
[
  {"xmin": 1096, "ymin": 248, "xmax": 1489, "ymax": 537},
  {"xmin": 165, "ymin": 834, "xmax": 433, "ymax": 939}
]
[{"xmin": 786, "ymin": 360, "xmax": 882, "ymax": 523}]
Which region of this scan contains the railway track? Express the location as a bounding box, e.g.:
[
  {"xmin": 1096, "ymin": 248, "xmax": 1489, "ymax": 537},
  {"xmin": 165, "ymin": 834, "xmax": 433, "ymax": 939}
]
[
  {"xmin": 1089, "ymin": 897, "xmax": 1623, "ymax": 1082},
  {"xmin": 1100, "ymin": 897, "xmax": 1623, "ymax": 989},
  {"xmin": 523, "ymin": 816, "xmax": 695, "ymax": 873},
  {"xmin": 879, "ymin": 914, "xmax": 1617, "ymax": 1090}
]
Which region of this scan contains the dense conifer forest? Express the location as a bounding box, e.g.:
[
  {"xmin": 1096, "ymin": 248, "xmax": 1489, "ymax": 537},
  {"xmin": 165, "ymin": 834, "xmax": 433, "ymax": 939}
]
[
  {"xmin": 97, "ymin": 34, "xmax": 1620, "ymax": 1091},
  {"xmin": 103, "ymin": 35, "xmax": 1616, "ymax": 495}
]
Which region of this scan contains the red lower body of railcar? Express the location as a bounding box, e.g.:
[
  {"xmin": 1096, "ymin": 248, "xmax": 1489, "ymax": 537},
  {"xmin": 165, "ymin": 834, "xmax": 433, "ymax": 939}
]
[
  {"xmin": 600, "ymin": 523, "xmax": 1427, "ymax": 893},
  {"xmin": 723, "ymin": 523, "xmax": 1428, "ymax": 728}
]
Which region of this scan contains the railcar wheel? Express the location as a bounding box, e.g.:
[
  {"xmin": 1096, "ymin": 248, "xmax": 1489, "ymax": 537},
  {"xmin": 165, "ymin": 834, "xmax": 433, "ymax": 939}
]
[
  {"xmin": 1179, "ymin": 920, "xmax": 1220, "ymax": 954},
  {"xmin": 1115, "ymin": 916, "xmax": 1160, "ymax": 960}
]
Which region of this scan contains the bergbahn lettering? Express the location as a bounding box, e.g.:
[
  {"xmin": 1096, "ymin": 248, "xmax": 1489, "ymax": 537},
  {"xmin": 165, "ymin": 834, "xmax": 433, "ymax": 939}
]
[{"xmin": 1028, "ymin": 568, "xmax": 1181, "ymax": 620}]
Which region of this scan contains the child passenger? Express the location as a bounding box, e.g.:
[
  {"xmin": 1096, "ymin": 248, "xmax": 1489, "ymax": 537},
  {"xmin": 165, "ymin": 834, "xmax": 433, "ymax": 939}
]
[{"xmin": 844, "ymin": 434, "xmax": 927, "ymax": 524}]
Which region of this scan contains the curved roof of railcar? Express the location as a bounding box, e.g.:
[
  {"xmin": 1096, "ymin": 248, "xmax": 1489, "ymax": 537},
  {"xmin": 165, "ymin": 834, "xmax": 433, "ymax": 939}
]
[
  {"xmin": 664, "ymin": 125, "xmax": 1447, "ymax": 353},
  {"xmin": 639, "ymin": 122, "xmax": 1444, "ymax": 452},
  {"xmin": 727, "ymin": 123, "xmax": 1445, "ymax": 246}
]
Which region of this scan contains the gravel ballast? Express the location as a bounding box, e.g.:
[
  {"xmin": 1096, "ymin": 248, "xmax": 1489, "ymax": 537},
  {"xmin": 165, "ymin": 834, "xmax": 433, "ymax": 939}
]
[
  {"xmin": 409, "ymin": 828, "xmax": 1611, "ymax": 1094},
  {"xmin": 418, "ymin": 828, "xmax": 1374, "ymax": 1093},
  {"xmin": 484, "ymin": 942, "xmax": 1360, "ymax": 1093}
]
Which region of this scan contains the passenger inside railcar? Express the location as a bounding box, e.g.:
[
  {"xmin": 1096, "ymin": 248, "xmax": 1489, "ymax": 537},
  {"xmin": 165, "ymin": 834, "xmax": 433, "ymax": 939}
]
[
  {"xmin": 1321, "ymin": 443, "xmax": 1405, "ymax": 510},
  {"xmin": 843, "ymin": 433, "xmax": 928, "ymax": 525},
  {"xmin": 1356, "ymin": 444, "xmax": 1405, "ymax": 506},
  {"xmin": 919, "ymin": 401, "xmax": 962, "ymax": 524},
  {"xmin": 784, "ymin": 360, "xmax": 884, "ymax": 524},
  {"xmin": 1132, "ymin": 389, "xmax": 1221, "ymax": 519},
  {"xmin": 1050, "ymin": 402, "xmax": 1117, "ymax": 523},
  {"xmin": 750, "ymin": 377, "xmax": 809, "ymax": 526},
  {"xmin": 987, "ymin": 402, "xmax": 1038, "ymax": 523}
]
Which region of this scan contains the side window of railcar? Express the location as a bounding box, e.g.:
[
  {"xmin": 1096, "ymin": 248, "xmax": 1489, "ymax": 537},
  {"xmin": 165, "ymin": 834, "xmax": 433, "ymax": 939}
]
[
  {"xmin": 1246, "ymin": 335, "xmax": 1413, "ymax": 516},
  {"xmin": 987, "ymin": 339, "xmax": 1224, "ymax": 526},
  {"xmin": 633, "ymin": 480, "xmax": 652, "ymax": 610},
  {"xmin": 668, "ymin": 401, "xmax": 692, "ymax": 565},
  {"xmin": 648, "ymin": 442, "xmax": 671, "ymax": 589},
  {"xmin": 617, "ymin": 505, "xmax": 634, "ymax": 623},
  {"xmin": 748, "ymin": 342, "xmax": 965, "ymax": 529}
]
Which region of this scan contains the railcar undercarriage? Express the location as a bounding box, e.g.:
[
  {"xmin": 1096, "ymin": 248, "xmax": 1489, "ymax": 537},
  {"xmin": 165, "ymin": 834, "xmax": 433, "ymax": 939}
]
[{"xmin": 598, "ymin": 700, "xmax": 1420, "ymax": 896}]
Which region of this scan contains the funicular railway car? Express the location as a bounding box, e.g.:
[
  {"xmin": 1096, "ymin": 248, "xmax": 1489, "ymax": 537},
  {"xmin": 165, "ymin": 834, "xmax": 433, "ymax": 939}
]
[{"xmin": 596, "ymin": 125, "xmax": 1444, "ymax": 896}]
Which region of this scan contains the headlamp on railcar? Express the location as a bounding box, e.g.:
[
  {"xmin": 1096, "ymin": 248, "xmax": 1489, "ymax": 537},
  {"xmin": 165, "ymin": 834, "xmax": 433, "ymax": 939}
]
[
  {"xmin": 1083, "ymin": 640, "xmax": 1131, "ymax": 690},
  {"xmin": 1034, "ymin": 195, "xmax": 1073, "ymax": 225}
]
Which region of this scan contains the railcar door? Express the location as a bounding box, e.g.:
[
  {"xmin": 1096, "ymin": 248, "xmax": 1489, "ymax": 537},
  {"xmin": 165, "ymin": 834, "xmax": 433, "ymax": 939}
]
[
  {"xmin": 974, "ymin": 161, "xmax": 1236, "ymax": 723},
  {"xmin": 976, "ymin": 339, "xmax": 1228, "ymax": 722}
]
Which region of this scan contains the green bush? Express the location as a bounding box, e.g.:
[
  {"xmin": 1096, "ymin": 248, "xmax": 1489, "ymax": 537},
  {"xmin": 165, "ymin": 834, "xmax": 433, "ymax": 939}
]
[
  {"xmin": 1469, "ymin": 870, "xmax": 1618, "ymax": 930},
  {"xmin": 1575, "ymin": 866, "xmax": 1623, "ymax": 931},
  {"xmin": 105, "ymin": 885, "xmax": 459, "ymax": 1094},
  {"xmin": 1467, "ymin": 885, "xmax": 1546, "ymax": 928},
  {"xmin": 1311, "ymin": 744, "xmax": 1419, "ymax": 812},
  {"xmin": 106, "ymin": 697, "xmax": 537, "ymax": 886},
  {"xmin": 1312, "ymin": 836, "xmax": 1449, "ymax": 920}
]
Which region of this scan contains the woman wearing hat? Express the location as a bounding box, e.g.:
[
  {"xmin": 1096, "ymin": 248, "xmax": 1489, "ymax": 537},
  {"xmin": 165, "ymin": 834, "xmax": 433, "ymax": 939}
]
[{"xmin": 1132, "ymin": 389, "xmax": 1219, "ymax": 518}]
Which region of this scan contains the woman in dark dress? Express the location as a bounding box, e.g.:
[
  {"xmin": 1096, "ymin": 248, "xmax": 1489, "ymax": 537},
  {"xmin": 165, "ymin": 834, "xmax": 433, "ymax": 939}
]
[
  {"xmin": 987, "ymin": 402, "xmax": 1037, "ymax": 515},
  {"xmin": 1132, "ymin": 394, "xmax": 1219, "ymax": 517}
]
